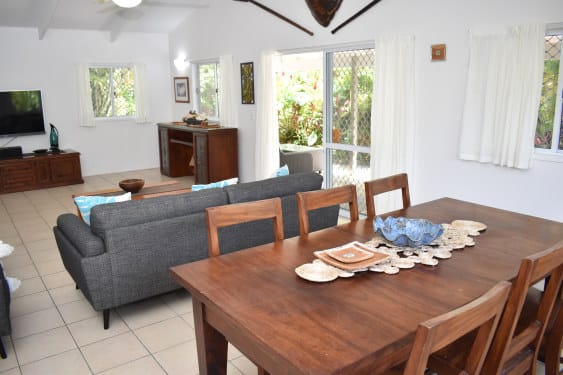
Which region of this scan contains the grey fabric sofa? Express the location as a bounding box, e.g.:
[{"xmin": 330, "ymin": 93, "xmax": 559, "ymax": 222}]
[
  {"xmin": 53, "ymin": 172, "xmax": 338, "ymax": 329},
  {"xmin": 0, "ymin": 262, "xmax": 10, "ymax": 359}
]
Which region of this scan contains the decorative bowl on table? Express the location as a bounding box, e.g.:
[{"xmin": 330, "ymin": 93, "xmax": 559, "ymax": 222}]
[
  {"xmin": 118, "ymin": 178, "xmax": 145, "ymax": 193},
  {"xmin": 373, "ymin": 216, "xmax": 444, "ymax": 247}
]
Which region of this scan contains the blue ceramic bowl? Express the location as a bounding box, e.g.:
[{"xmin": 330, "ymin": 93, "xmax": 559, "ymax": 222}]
[{"xmin": 373, "ymin": 216, "xmax": 443, "ymax": 247}]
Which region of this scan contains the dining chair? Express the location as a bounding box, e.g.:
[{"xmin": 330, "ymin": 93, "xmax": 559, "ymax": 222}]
[
  {"xmin": 401, "ymin": 281, "xmax": 511, "ymax": 375},
  {"xmin": 543, "ymin": 296, "xmax": 562, "ymax": 375},
  {"xmin": 296, "ymin": 184, "xmax": 359, "ymax": 236},
  {"xmin": 431, "ymin": 239, "xmax": 563, "ymax": 375},
  {"xmin": 364, "ymin": 173, "xmax": 411, "ymax": 218},
  {"xmin": 206, "ymin": 197, "xmax": 284, "ymax": 257}
]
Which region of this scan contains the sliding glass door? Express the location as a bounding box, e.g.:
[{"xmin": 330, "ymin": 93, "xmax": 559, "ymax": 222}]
[{"xmin": 324, "ymin": 47, "xmax": 374, "ymax": 214}]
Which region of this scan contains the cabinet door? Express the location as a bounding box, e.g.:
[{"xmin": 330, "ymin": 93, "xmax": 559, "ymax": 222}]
[
  {"xmin": 50, "ymin": 156, "xmax": 80, "ymax": 184},
  {"xmin": 194, "ymin": 133, "xmax": 208, "ymax": 184},
  {"xmin": 0, "ymin": 163, "xmax": 36, "ymax": 192},
  {"xmin": 34, "ymin": 160, "xmax": 51, "ymax": 185}
]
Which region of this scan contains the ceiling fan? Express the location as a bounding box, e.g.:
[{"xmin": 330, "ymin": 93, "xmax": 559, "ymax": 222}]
[{"xmin": 95, "ymin": 0, "xmax": 209, "ymax": 9}]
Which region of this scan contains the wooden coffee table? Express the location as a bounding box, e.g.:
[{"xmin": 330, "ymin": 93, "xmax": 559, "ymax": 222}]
[{"xmin": 72, "ymin": 180, "xmax": 192, "ymax": 219}]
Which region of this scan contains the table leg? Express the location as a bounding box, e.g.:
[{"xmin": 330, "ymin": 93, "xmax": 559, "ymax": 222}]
[{"xmin": 193, "ymin": 298, "xmax": 228, "ymax": 375}]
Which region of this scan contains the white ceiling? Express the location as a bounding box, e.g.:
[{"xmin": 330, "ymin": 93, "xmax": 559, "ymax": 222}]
[{"xmin": 0, "ymin": 0, "xmax": 209, "ymax": 40}]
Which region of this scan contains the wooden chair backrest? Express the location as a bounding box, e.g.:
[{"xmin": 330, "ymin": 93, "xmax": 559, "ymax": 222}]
[
  {"xmin": 364, "ymin": 173, "xmax": 411, "ymax": 218},
  {"xmin": 295, "ymin": 185, "xmax": 359, "ymax": 236},
  {"xmin": 206, "ymin": 197, "xmax": 284, "ymax": 258},
  {"xmin": 481, "ymin": 240, "xmax": 563, "ymax": 375},
  {"xmin": 404, "ymin": 281, "xmax": 512, "ymax": 375}
]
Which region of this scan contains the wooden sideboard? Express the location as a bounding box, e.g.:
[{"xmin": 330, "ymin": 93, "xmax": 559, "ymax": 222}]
[
  {"xmin": 157, "ymin": 123, "xmax": 238, "ymax": 184},
  {"xmin": 0, "ymin": 150, "xmax": 83, "ymax": 194}
]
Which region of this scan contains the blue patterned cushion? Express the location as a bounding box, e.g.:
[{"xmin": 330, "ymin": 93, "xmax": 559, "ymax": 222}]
[
  {"xmin": 191, "ymin": 177, "xmax": 238, "ymax": 191},
  {"xmin": 73, "ymin": 192, "xmax": 131, "ymax": 225},
  {"xmin": 275, "ymin": 165, "xmax": 289, "ymax": 177}
]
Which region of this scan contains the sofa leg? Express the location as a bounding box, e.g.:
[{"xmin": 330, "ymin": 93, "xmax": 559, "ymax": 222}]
[
  {"xmin": 75, "ymin": 284, "xmax": 79, "ymax": 290},
  {"xmin": 0, "ymin": 336, "xmax": 6, "ymax": 359},
  {"xmin": 103, "ymin": 309, "xmax": 110, "ymax": 330}
]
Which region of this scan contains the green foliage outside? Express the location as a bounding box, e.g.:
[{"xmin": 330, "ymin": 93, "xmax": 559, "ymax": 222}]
[
  {"xmin": 536, "ymin": 60, "xmax": 561, "ymax": 150},
  {"xmin": 276, "ymin": 70, "xmax": 323, "ymax": 147},
  {"xmin": 199, "ymin": 63, "xmax": 219, "ymax": 118},
  {"xmin": 90, "ymin": 67, "xmax": 135, "ymax": 118}
]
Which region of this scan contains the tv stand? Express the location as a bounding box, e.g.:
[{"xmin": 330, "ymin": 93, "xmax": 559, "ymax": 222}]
[{"xmin": 0, "ymin": 149, "xmax": 83, "ymax": 194}]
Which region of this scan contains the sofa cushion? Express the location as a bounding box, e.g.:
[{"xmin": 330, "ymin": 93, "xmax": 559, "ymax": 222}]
[
  {"xmin": 90, "ymin": 188, "xmax": 228, "ymax": 238},
  {"xmin": 224, "ymin": 172, "xmax": 323, "ymax": 203},
  {"xmin": 74, "ymin": 192, "xmax": 131, "ymax": 225}
]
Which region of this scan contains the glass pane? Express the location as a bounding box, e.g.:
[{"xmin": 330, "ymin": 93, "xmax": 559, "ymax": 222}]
[
  {"xmin": 89, "ymin": 68, "xmax": 111, "ymax": 117},
  {"xmin": 199, "ymin": 63, "xmax": 218, "ymax": 118},
  {"xmin": 277, "ymin": 52, "xmax": 323, "ymax": 147},
  {"xmin": 536, "ymin": 35, "xmax": 561, "ymax": 149},
  {"xmin": 112, "ymin": 67, "xmax": 136, "ymax": 117},
  {"xmin": 332, "ymin": 49, "xmax": 374, "ymax": 147},
  {"xmin": 330, "ymin": 149, "xmax": 371, "ymax": 215}
]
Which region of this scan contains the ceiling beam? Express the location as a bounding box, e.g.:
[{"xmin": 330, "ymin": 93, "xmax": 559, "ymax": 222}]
[{"xmin": 36, "ymin": 0, "xmax": 60, "ymax": 40}]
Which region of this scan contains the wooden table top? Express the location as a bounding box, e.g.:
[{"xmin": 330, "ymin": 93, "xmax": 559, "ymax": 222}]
[{"xmin": 170, "ymin": 197, "xmax": 563, "ymax": 374}]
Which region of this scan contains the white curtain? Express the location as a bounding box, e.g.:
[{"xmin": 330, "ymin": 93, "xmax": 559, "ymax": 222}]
[
  {"xmin": 370, "ymin": 35, "xmax": 416, "ymax": 214},
  {"xmin": 76, "ymin": 64, "xmax": 95, "ymax": 127},
  {"xmin": 255, "ymin": 51, "xmax": 281, "ymax": 180},
  {"xmin": 134, "ymin": 63, "xmax": 151, "ymax": 123},
  {"xmin": 219, "ymin": 55, "xmax": 238, "ymax": 128},
  {"xmin": 459, "ymin": 24, "xmax": 545, "ymax": 169}
]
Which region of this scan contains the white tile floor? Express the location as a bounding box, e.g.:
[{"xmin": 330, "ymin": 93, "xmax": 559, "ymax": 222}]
[{"xmin": 0, "ymin": 168, "xmax": 256, "ymax": 375}]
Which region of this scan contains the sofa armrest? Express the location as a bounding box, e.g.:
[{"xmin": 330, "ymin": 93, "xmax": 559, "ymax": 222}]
[{"xmin": 55, "ymin": 214, "xmax": 105, "ymax": 257}]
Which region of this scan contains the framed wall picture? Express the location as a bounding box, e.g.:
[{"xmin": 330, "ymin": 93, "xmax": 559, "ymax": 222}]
[
  {"xmin": 240, "ymin": 62, "xmax": 255, "ymax": 104},
  {"xmin": 174, "ymin": 76, "xmax": 190, "ymax": 103}
]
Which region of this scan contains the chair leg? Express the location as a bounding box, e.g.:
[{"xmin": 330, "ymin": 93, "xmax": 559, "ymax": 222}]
[
  {"xmin": 544, "ymin": 306, "xmax": 563, "ymax": 375},
  {"xmin": 0, "ymin": 336, "xmax": 7, "ymax": 359},
  {"xmin": 103, "ymin": 309, "xmax": 110, "ymax": 330}
]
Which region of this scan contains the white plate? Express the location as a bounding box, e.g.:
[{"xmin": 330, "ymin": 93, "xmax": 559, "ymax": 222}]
[{"xmin": 295, "ymin": 263, "xmax": 339, "ymax": 282}]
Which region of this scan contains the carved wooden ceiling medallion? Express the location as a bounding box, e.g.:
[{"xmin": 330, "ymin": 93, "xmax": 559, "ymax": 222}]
[{"xmin": 305, "ymin": 0, "xmax": 343, "ymax": 27}]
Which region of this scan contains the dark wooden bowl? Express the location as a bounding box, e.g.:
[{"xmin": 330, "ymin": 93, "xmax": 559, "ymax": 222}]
[{"xmin": 118, "ymin": 178, "xmax": 145, "ymax": 193}]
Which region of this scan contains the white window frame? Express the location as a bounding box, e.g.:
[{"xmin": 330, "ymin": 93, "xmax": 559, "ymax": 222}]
[
  {"xmin": 89, "ymin": 63, "xmax": 136, "ymax": 121},
  {"xmin": 193, "ymin": 60, "xmax": 220, "ymax": 121},
  {"xmin": 535, "ymin": 25, "xmax": 563, "ymax": 162}
]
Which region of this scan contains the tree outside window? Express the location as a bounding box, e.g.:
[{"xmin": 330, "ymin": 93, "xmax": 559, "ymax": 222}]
[{"xmin": 89, "ymin": 66, "xmax": 136, "ymax": 118}]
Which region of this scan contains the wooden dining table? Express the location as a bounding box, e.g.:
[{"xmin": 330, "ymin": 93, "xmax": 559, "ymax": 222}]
[{"xmin": 170, "ymin": 197, "xmax": 563, "ymax": 375}]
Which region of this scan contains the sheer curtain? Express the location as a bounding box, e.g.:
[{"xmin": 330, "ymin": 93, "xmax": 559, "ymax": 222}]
[
  {"xmin": 134, "ymin": 63, "xmax": 151, "ymax": 123},
  {"xmin": 219, "ymin": 55, "xmax": 238, "ymax": 128},
  {"xmin": 255, "ymin": 51, "xmax": 281, "ymax": 180},
  {"xmin": 370, "ymin": 35, "xmax": 416, "ymax": 214},
  {"xmin": 76, "ymin": 64, "xmax": 95, "ymax": 127},
  {"xmin": 459, "ymin": 24, "xmax": 545, "ymax": 169}
]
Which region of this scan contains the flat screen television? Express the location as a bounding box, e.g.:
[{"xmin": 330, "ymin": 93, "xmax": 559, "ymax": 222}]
[{"xmin": 0, "ymin": 90, "xmax": 46, "ymax": 137}]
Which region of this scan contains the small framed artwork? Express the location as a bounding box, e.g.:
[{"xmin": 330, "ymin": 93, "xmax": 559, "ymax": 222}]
[
  {"xmin": 431, "ymin": 44, "xmax": 446, "ymax": 61},
  {"xmin": 174, "ymin": 76, "xmax": 190, "ymax": 103},
  {"xmin": 240, "ymin": 62, "xmax": 255, "ymax": 104}
]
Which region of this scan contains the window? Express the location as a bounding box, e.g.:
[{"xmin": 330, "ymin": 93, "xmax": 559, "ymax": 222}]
[
  {"xmin": 197, "ymin": 62, "xmax": 220, "ymax": 119},
  {"xmin": 535, "ymin": 31, "xmax": 563, "ymax": 154},
  {"xmin": 89, "ymin": 65, "xmax": 136, "ymax": 118}
]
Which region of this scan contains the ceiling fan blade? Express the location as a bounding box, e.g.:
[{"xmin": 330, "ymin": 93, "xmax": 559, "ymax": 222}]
[{"xmin": 143, "ymin": 0, "xmax": 209, "ymax": 8}]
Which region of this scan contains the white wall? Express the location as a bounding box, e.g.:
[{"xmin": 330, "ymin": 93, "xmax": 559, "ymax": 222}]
[
  {"xmin": 0, "ymin": 27, "xmax": 172, "ymax": 176},
  {"xmin": 168, "ymin": 0, "xmax": 563, "ymax": 221}
]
